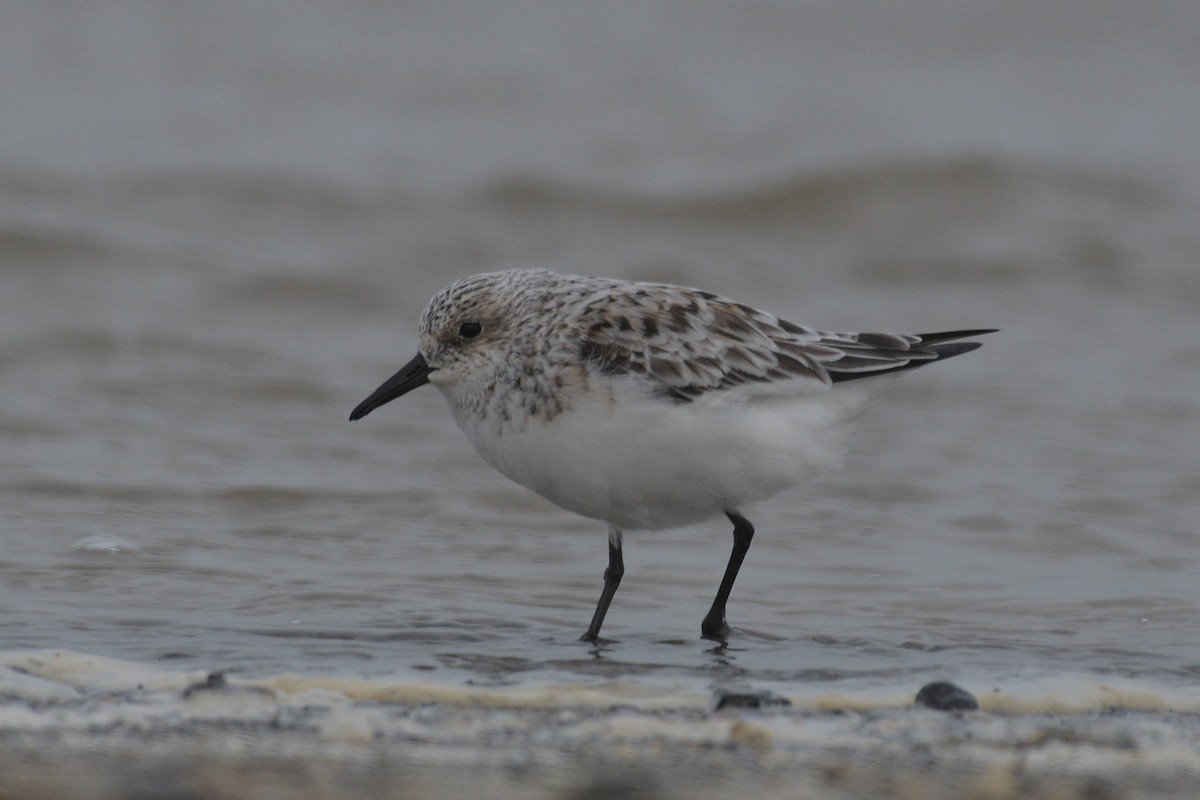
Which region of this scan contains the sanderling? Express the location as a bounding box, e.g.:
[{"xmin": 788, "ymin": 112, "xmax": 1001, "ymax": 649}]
[{"xmin": 351, "ymin": 269, "xmax": 995, "ymax": 642}]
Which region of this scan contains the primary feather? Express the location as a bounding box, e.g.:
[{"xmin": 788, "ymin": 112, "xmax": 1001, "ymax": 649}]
[{"xmin": 573, "ymin": 277, "xmax": 993, "ymax": 402}]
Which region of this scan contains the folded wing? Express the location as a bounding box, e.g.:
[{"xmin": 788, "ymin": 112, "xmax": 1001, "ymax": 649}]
[{"xmin": 576, "ymin": 281, "xmax": 995, "ymax": 402}]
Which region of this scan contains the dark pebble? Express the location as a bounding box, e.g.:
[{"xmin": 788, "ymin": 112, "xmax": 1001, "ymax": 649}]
[
  {"xmin": 182, "ymin": 671, "xmax": 227, "ymax": 698},
  {"xmin": 712, "ymin": 689, "xmax": 792, "ymax": 711},
  {"xmin": 915, "ymin": 681, "xmax": 978, "ymax": 711}
]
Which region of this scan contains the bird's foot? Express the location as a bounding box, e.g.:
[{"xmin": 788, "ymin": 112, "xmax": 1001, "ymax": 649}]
[{"xmin": 700, "ymin": 615, "xmax": 731, "ymax": 640}]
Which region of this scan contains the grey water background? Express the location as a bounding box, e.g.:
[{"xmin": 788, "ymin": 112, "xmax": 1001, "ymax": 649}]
[{"xmin": 2, "ymin": 0, "xmax": 1199, "ymax": 690}]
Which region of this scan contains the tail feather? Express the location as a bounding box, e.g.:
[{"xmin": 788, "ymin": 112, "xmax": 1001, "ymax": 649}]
[
  {"xmin": 911, "ymin": 329, "xmax": 999, "ymax": 346},
  {"xmin": 826, "ymin": 329, "xmax": 995, "ymax": 384}
]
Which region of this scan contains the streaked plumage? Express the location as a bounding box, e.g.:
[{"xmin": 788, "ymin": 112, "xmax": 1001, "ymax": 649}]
[{"xmin": 351, "ymin": 269, "xmax": 995, "ymax": 641}]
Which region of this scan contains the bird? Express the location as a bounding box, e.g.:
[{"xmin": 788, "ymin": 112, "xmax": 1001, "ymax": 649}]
[{"xmin": 349, "ymin": 268, "xmax": 995, "ymax": 642}]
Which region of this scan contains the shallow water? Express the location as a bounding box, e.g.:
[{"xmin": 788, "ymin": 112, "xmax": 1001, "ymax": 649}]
[{"xmin": 3, "ymin": 1, "xmax": 1200, "ymax": 795}]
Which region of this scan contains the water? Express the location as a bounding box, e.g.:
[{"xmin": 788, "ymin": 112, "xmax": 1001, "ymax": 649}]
[{"xmin": 3, "ymin": 1, "xmax": 1200, "ymax": 796}]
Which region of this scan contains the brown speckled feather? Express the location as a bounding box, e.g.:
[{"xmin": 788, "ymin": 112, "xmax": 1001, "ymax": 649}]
[{"xmin": 574, "ymin": 279, "xmax": 993, "ymax": 402}]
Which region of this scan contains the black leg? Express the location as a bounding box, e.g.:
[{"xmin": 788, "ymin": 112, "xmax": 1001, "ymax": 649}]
[
  {"xmin": 701, "ymin": 511, "xmax": 755, "ymax": 639},
  {"xmin": 581, "ymin": 529, "xmax": 624, "ymax": 642}
]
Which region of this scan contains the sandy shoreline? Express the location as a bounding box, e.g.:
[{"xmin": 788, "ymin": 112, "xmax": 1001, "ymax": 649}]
[
  {"xmin": 6, "ymin": 653, "xmax": 1200, "ymax": 798},
  {"xmin": 4, "ymin": 676, "xmax": 1200, "ymax": 800}
]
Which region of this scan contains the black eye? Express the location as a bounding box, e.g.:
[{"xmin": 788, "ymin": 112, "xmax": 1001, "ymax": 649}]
[{"xmin": 458, "ymin": 321, "xmax": 483, "ymax": 340}]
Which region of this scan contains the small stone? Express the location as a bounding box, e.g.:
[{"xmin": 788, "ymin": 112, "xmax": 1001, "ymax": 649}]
[
  {"xmin": 915, "ymin": 681, "xmax": 978, "ymax": 711},
  {"xmin": 712, "ymin": 689, "xmax": 792, "ymax": 711},
  {"xmin": 182, "ymin": 671, "xmax": 227, "ymax": 698}
]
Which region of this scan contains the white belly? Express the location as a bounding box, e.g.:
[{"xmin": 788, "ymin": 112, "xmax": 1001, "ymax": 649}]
[{"xmin": 449, "ymin": 382, "xmax": 867, "ymax": 531}]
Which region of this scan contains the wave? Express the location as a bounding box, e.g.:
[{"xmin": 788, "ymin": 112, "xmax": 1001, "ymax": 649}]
[
  {"xmin": 466, "ymin": 154, "xmax": 1171, "ymax": 221},
  {"xmin": 2, "ymin": 156, "xmax": 1194, "ymax": 296},
  {"xmin": 461, "ymin": 154, "xmax": 1196, "ymax": 291}
]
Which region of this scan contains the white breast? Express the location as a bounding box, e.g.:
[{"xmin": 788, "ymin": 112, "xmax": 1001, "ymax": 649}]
[{"xmin": 444, "ymin": 379, "xmax": 870, "ymax": 531}]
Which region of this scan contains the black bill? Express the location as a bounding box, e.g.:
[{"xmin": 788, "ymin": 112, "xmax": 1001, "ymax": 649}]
[{"xmin": 349, "ymin": 353, "xmax": 433, "ymax": 421}]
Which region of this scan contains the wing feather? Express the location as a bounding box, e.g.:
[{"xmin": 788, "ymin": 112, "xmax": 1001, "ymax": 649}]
[{"xmin": 574, "ymin": 281, "xmax": 994, "ymax": 401}]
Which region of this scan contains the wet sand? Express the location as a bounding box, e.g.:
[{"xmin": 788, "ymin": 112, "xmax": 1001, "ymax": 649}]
[
  {"xmin": 5, "ymin": 703, "xmax": 1200, "ymax": 799},
  {"xmin": 4, "ymin": 652, "xmax": 1200, "ymax": 799}
]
